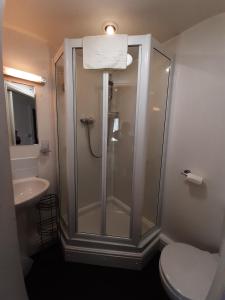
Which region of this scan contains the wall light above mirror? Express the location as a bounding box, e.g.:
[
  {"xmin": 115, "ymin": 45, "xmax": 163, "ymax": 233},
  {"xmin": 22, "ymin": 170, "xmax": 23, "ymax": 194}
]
[
  {"xmin": 3, "ymin": 66, "xmax": 46, "ymax": 84},
  {"xmin": 4, "ymin": 81, "xmax": 39, "ymax": 146}
]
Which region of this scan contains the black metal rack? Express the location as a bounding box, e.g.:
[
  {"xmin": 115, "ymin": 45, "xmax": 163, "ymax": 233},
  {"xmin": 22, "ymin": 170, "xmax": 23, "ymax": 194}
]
[{"xmin": 37, "ymin": 194, "xmax": 59, "ymax": 249}]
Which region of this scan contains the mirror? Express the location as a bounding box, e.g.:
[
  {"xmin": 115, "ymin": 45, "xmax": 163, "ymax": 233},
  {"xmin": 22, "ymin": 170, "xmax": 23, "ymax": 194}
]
[{"xmin": 4, "ymin": 81, "xmax": 39, "ymax": 145}]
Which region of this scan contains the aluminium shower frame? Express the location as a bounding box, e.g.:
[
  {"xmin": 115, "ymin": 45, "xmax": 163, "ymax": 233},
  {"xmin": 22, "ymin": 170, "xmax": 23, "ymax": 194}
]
[{"xmin": 53, "ymin": 34, "xmax": 173, "ymax": 269}]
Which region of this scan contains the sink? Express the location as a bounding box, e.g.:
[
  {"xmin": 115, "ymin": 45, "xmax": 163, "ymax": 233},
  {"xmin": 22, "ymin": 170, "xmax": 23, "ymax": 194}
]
[{"xmin": 13, "ymin": 177, "xmax": 50, "ymax": 207}]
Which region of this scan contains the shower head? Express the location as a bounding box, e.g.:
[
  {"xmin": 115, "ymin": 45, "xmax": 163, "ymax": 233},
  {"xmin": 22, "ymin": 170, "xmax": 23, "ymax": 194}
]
[{"xmin": 80, "ymin": 117, "xmax": 95, "ymax": 126}]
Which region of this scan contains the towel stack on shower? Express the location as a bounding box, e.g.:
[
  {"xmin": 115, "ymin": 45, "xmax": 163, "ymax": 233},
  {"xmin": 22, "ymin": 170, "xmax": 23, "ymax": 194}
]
[{"xmin": 83, "ymin": 34, "xmax": 128, "ymax": 69}]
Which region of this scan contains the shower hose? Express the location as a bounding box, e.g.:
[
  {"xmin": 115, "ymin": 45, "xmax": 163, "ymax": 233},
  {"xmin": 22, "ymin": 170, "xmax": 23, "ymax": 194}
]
[{"xmin": 86, "ymin": 123, "xmax": 102, "ymax": 159}]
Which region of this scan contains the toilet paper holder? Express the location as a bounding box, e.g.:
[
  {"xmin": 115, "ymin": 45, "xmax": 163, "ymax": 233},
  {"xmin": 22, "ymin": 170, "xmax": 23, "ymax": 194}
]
[
  {"xmin": 181, "ymin": 169, "xmax": 203, "ymax": 185},
  {"xmin": 181, "ymin": 169, "xmax": 191, "ymax": 177}
]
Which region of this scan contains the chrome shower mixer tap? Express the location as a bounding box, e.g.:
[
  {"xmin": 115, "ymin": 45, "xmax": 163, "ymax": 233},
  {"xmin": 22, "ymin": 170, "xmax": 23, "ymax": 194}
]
[{"xmin": 80, "ymin": 117, "xmax": 95, "ymax": 126}]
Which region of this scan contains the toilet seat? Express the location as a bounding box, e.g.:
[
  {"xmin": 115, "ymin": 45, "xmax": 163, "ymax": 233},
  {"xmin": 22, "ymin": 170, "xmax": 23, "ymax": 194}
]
[
  {"xmin": 159, "ymin": 262, "xmax": 190, "ymax": 300},
  {"xmin": 160, "ymin": 243, "xmax": 219, "ymax": 300}
]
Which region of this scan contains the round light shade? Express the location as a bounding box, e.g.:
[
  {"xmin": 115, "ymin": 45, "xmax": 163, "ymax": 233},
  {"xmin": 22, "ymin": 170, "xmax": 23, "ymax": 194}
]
[{"xmin": 127, "ymin": 53, "xmax": 133, "ymax": 66}]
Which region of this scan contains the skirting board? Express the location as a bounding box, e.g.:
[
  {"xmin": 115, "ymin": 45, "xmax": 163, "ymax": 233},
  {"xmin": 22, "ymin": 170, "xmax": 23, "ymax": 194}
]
[{"xmin": 159, "ymin": 233, "xmax": 174, "ymax": 250}]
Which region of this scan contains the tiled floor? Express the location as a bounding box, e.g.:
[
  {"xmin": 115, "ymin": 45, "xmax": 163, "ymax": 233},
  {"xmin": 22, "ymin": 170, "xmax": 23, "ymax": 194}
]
[{"xmin": 25, "ymin": 244, "xmax": 169, "ymax": 300}]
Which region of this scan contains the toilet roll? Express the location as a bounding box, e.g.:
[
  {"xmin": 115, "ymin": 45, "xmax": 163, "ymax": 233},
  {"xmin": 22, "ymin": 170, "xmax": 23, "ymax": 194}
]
[{"xmin": 186, "ymin": 173, "xmax": 203, "ymax": 185}]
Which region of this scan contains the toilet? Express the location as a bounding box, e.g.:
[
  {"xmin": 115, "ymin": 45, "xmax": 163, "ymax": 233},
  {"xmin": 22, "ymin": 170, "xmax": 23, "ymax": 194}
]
[{"xmin": 159, "ymin": 243, "xmax": 219, "ymax": 300}]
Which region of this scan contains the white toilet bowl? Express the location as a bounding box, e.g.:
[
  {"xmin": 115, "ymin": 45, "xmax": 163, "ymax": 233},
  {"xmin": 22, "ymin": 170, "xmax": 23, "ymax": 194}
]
[{"xmin": 159, "ymin": 243, "xmax": 219, "ymax": 300}]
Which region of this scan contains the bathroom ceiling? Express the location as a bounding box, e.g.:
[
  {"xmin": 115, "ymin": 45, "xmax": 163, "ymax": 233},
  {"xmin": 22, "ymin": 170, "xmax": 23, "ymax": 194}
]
[{"xmin": 4, "ymin": 0, "xmax": 225, "ymax": 50}]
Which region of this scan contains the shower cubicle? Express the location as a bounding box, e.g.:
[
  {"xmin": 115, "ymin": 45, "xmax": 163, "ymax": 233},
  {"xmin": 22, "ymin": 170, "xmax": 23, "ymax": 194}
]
[{"xmin": 54, "ymin": 35, "xmax": 172, "ymax": 269}]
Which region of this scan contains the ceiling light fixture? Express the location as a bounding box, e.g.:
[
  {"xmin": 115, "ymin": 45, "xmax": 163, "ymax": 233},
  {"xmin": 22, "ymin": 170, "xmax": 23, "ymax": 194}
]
[
  {"xmin": 3, "ymin": 66, "xmax": 46, "ymax": 84},
  {"xmin": 104, "ymin": 22, "xmax": 118, "ymax": 35}
]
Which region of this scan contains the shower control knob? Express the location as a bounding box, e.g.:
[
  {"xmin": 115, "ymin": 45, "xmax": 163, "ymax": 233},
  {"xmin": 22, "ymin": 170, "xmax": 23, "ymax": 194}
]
[{"xmin": 80, "ymin": 117, "xmax": 95, "ymax": 125}]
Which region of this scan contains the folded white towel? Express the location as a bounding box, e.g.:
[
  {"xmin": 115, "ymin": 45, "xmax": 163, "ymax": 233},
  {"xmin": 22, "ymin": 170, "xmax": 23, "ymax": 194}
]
[{"xmin": 83, "ymin": 34, "xmax": 128, "ymax": 69}]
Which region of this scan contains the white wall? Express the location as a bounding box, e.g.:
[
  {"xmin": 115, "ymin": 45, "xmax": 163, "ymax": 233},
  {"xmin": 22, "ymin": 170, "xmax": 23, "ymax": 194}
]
[
  {"xmin": 3, "ymin": 27, "xmax": 56, "ymax": 192},
  {"xmin": 0, "ymin": 1, "xmax": 28, "ymax": 298},
  {"xmin": 162, "ymin": 13, "xmax": 225, "ymax": 252}
]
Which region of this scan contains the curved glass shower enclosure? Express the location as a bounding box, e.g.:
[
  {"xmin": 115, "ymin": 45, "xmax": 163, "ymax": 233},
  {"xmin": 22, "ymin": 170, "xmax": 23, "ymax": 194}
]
[{"xmin": 54, "ymin": 35, "xmax": 172, "ymax": 269}]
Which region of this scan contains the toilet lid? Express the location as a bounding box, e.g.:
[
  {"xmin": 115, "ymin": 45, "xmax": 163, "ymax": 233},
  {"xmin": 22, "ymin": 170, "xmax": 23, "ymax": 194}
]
[{"xmin": 160, "ymin": 243, "xmax": 219, "ymax": 300}]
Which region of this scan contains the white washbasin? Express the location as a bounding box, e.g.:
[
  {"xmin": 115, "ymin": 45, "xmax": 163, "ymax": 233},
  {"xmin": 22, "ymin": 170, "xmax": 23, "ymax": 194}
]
[{"xmin": 13, "ymin": 177, "xmax": 50, "ymax": 207}]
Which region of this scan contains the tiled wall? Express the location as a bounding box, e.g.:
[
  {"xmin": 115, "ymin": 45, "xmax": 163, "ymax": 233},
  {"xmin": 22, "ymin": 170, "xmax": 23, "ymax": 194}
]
[{"xmin": 11, "ymin": 157, "xmax": 38, "ymax": 180}]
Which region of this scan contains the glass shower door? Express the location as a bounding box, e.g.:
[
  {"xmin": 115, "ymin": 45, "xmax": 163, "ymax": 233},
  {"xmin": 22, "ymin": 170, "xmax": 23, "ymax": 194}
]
[
  {"xmin": 106, "ymin": 46, "xmax": 139, "ymax": 238},
  {"xmin": 74, "ymin": 48, "xmax": 103, "ymax": 235},
  {"xmin": 73, "ymin": 45, "xmax": 140, "ymax": 239},
  {"xmin": 141, "ymin": 48, "xmax": 171, "ymax": 236}
]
